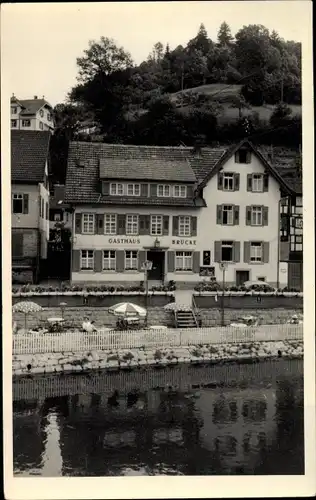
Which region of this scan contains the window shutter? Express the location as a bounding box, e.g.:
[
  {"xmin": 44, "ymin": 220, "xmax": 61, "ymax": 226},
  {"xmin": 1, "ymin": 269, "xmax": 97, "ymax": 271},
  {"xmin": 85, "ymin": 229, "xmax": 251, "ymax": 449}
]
[
  {"xmin": 233, "ymin": 241, "xmax": 240, "ymax": 262},
  {"xmin": 234, "ymin": 173, "xmax": 240, "ymax": 191},
  {"xmin": 234, "ymin": 205, "xmax": 239, "ymax": 225},
  {"xmin": 150, "ymin": 184, "xmax": 157, "ymax": 197},
  {"xmin": 94, "ymin": 250, "xmax": 103, "ymax": 272},
  {"xmin": 172, "ymin": 216, "xmax": 179, "ymax": 236},
  {"xmin": 263, "ymin": 174, "xmax": 269, "ymax": 192},
  {"xmin": 263, "ymin": 242, "xmax": 270, "ymax": 263},
  {"xmin": 216, "ymin": 205, "xmax": 222, "ymax": 225},
  {"xmin": 116, "ymin": 250, "xmax": 125, "ymax": 272},
  {"xmin": 138, "ymin": 250, "xmax": 146, "ymax": 271},
  {"xmin": 23, "ymin": 194, "xmax": 29, "ymax": 214},
  {"xmin": 72, "ymin": 249, "xmax": 80, "ymax": 272},
  {"xmin": 191, "ymin": 216, "xmax": 197, "ymax": 236},
  {"xmin": 117, "ymin": 214, "xmax": 126, "ymax": 235},
  {"xmin": 246, "ymin": 206, "xmax": 252, "ymax": 226},
  {"xmin": 141, "ymin": 184, "xmax": 148, "ymax": 197},
  {"xmin": 187, "ymin": 185, "xmax": 194, "ymax": 198},
  {"xmin": 75, "ymin": 213, "xmax": 82, "ymax": 234},
  {"xmin": 247, "ymin": 174, "xmax": 253, "ymax": 192},
  {"xmin": 96, "ymin": 214, "xmax": 104, "ymax": 234},
  {"xmin": 217, "ymin": 172, "xmax": 223, "ymax": 190},
  {"xmin": 102, "ymin": 181, "xmax": 110, "ymax": 196},
  {"xmin": 263, "ymin": 206, "xmax": 269, "ymax": 226},
  {"xmin": 192, "ymin": 251, "xmax": 200, "ymax": 273},
  {"xmin": 246, "ymin": 151, "xmax": 251, "ymax": 164},
  {"xmin": 167, "ymin": 251, "xmax": 175, "ymax": 272},
  {"xmin": 243, "ymin": 242, "xmax": 250, "ymax": 263},
  {"xmin": 163, "ymin": 216, "xmax": 169, "ymax": 235},
  {"xmin": 214, "ymin": 241, "xmax": 221, "ymax": 262},
  {"xmin": 139, "ymin": 215, "xmax": 149, "ymax": 235}
]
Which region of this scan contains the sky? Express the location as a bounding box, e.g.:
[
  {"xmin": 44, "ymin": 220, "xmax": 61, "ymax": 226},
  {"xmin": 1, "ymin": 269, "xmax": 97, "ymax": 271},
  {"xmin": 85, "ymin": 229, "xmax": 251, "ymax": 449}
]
[{"xmin": 1, "ymin": 1, "xmax": 311, "ymax": 106}]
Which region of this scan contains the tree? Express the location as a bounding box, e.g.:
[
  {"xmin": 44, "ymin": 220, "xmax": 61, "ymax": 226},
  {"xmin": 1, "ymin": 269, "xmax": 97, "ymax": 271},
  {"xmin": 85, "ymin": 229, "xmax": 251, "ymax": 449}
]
[
  {"xmin": 187, "ymin": 23, "xmax": 212, "ymax": 56},
  {"xmin": 76, "ymin": 36, "xmax": 133, "ymax": 83},
  {"xmin": 217, "ymin": 22, "xmax": 233, "ymax": 46},
  {"xmin": 270, "ymin": 102, "xmax": 292, "ymax": 127}
]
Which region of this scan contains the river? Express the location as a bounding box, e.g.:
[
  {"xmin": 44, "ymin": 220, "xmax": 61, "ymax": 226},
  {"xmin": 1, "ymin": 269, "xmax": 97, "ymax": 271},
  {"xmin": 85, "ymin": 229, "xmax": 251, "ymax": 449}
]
[{"xmin": 13, "ymin": 359, "xmax": 304, "ymax": 476}]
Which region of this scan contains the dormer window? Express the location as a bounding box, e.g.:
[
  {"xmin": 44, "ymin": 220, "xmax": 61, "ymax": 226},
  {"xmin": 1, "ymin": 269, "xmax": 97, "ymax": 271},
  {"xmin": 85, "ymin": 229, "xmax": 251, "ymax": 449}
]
[
  {"xmin": 110, "ymin": 183, "xmax": 123, "ymax": 195},
  {"xmin": 157, "ymin": 184, "xmax": 170, "ymax": 197},
  {"xmin": 235, "ymin": 149, "xmax": 251, "ymax": 164},
  {"xmin": 127, "ymin": 183, "xmax": 140, "ymax": 196},
  {"xmin": 174, "ymin": 185, "xmax": 187, "ymax": 198}
]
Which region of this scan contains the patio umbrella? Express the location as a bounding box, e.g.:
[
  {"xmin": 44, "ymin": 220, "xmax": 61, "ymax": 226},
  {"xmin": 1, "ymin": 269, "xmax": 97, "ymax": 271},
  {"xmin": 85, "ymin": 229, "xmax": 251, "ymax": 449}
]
[
  {"xmin": 108, "ymin": 302, "xmax": 146, "ymax": 318},
  {"xmin": 12, "ymin": 301, "xmax": 43, "ymax": 330},
  {"xmin": 243, "ymin": 280, "xmax": 275, "ymax": 290}
]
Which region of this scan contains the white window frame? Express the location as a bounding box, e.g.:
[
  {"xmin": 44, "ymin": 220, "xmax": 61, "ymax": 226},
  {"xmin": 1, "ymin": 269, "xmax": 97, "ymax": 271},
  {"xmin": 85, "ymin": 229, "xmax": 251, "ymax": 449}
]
[
  {"xmin": 126, "ymin": 215, "xmax": 138, "ymax": 235},
  {"xmin": 173, "ymin": 185, "xmax": 187, "ymax": 198},
  {"xmin": 252, "ymin": 174, "xmax": 263, "ymax": 192},
  {"xmin": 157, "ymin": 184, "xmax": 171, "ymax": 197},
  {"xmin": 103, "ymin": 250, "xmax": 116, "ymax": 270},
  {"xmin": 175, "ymin": 251, "xmax": 193, "ymax": 271},
  {"xmin": 125, "ymin": 250, "xmax": 138, "ymax": 270},
  {"xmin": 40, "ymin": 109, "xmax": 44, "ymax": 117},
  {"xmin": 151, "ymin": 215, "xmax": 163, "ymax": 235},
  {"xmin": 82, "ymin": 213, "xmax": 95, "ymax": 234},
  {"xmin": 222, "ymin": 205, "xmax": 234, "ymax": 225},
  {"xmin": 47, "ymin": 113, "xmax": 51, "ymax": 121},
  {"xmin": 22, "ymin": 119, "xmax": 31, "ymax": 127},
  {"xmin": 127, "ymin": 183, "xmax": 140, "ymax": 196},
  {"xmin": 223, "ymin": 173, "xmax": 235, "ymax": 191},
  {"xmin": 221, "ymin": 241, "xmax": 234, "ymax": 262},
  {"xmin": 104, "ymin": 214, "xmax": 117, "ymax": 235},
  {"xmin": 11, "ymin": 107, "xmax": 17, "ymax": 114},
  {"xmin": 80, "ymin": 250, "xmax": 94, "ymax": 270},
  {"xmin": 178, "ymin": 216, "xmax": 191, "ymax": 237},
  {"xmin": 110, "ymin": 183, "xmax": 124, "ymax": 195},
  {"xmin": 39, "ymin": 121, "xmax": 44, "ymax": 130},
  {"xmin": 12, "ymin": 193, "xmax": 24, "ymax": 214},
  {"xmin": 54, "ymin": 213, "xmax": 61, "ymax": 222},
  {"xmin": 251, "ymin": 206, "xmax": 263, "ymax": 226},
  {"xmin": 250, "ymin": 242, "xmax": 263, "ymax": 262},
  {"xmin": 11, "ymin": 119, "xmax": 17, "ymax": 128}
]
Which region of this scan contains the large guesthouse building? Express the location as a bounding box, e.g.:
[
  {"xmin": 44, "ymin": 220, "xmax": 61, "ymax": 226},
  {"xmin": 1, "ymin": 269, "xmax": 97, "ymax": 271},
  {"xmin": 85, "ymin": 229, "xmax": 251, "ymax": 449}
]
[{"xmin": 65, "ymin": 140, "xmax": 296, "ymax": 288}]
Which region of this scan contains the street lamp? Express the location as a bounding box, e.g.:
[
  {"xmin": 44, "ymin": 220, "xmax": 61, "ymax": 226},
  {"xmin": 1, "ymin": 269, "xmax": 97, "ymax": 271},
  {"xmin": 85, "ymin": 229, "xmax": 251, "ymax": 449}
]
[
  {"xmin": 141, "ymin": 260, "xmax": 153, "ymax": 327},
  {"xmin": 219, "ymin": 262, "xmax": 228, "ymax": 326}
]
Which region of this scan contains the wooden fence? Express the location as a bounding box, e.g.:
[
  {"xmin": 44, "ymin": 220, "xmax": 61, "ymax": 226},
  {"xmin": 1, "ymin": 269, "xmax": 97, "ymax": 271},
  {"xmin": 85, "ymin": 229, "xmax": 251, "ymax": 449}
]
[{"xmin": 12, "ymin": 324, "xmax": 303, "ymax": 355}]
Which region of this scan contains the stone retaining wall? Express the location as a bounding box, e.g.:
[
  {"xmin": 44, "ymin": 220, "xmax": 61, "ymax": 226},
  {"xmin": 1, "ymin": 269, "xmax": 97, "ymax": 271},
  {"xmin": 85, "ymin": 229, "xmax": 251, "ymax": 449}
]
[
  {"xmin": 12, "ymin": 340, "xmax": 303, "ymax": 377},
  {"xmin": 194, "ymin": 294, "xmax": 303, "ymax": 309},
  {"xmin": 199, "ymin": 307, "xmax": 303, "ymax": 326}
]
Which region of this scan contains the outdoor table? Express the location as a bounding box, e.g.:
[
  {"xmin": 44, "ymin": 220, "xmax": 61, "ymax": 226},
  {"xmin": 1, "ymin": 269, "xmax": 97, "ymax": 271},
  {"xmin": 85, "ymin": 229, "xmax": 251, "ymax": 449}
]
[
  {"xmin": 47, "ymin": 317, "xmax": 65, "ymax": 326},
  {"xmin": 149, "ymin": 325, "xmax": 168, "ymax": 330}
]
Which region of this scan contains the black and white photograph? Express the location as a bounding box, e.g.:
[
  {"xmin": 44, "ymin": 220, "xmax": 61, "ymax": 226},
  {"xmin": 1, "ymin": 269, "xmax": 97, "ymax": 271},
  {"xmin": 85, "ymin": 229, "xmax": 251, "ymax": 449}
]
[{"xmin": 1, "ymin": 1, "xmax": 315, "ymax": 498}]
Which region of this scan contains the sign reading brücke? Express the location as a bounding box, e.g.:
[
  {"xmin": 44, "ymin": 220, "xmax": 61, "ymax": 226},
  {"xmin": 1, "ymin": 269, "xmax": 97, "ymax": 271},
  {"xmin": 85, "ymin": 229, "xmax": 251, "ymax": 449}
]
[{"xmin": 172, "ymin": 239, "xmax": 197, "ymax": 245}]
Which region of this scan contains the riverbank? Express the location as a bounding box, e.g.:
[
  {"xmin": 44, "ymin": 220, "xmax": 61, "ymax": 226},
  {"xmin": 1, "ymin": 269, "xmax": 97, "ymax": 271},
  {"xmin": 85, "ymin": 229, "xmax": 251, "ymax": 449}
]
[{"xmin": 12, "ymin": 339, "xmax": 303, "ymax": 377}]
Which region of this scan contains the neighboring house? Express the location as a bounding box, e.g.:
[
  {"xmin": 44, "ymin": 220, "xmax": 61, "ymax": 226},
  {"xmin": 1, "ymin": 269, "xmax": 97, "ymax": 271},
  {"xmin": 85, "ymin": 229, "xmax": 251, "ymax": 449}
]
[
  {"xmin": 64, "ymin": 139, "xmax": 293, "ymax": 288},
  {"xmin": 11, "ymin": 130, "xmax": 51, "ymax": 283},
  {"xmin": 10, "ymin": 94, "xmax": 54, "ymax": 133},
  {"xmin": 49, "ymin": 184, "xmax": 72, "ymax": 232}
]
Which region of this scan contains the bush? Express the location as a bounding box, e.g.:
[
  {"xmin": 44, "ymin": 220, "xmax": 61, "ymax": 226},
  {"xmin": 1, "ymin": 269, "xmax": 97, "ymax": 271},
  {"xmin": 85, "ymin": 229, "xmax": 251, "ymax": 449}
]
[{"xmin": 154, "ymin": 349, "xmax": 163, "ymax": 360}]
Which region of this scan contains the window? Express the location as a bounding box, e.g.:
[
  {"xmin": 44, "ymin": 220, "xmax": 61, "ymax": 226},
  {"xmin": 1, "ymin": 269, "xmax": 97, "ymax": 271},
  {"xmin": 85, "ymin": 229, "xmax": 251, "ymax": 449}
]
[
  {"xmin": 252, "ymin": 174, "xmax": 263, "ymax": 192},
  {"xmin": 11, "ymin": 107, "xmax": 17, "ymax": 114},
  {"xmin": 235, "ymin": 149, "xmax": 250, "ymax": 164},
  {"xmin": 257, "ymin": 276, "xmax": 266, "ymax": 282},
  {"xmin": 174, "ymin": 185, "xmax": 187, "ymax": 198},
  {"xmin": 110, "ymin": 183, "xmax": 123, "ymax": 195},
  {"xmin": 45, "ymin": 202, "xmax": 48, "ymax": 220},
  {"xmin": 203, "ymin": 250, "xmax": 211, "ymax": 266},
  {"xmin": 41, "ymin": 198, "xmax": 44, "ymax": 219},
  {"xmin": 47, "ymin": 113, "xmax": 51, "ymax": 121},
  {"xmin": 221, "ymin": 241, "xmax": 233, "ymax": 262},
  {"xmin": 40, "ymin": 109, "xmax": 44, "ymax": 117},
  {"xmin": 127, "ymin": 184, "xmax": 140, "ymax": 196},
  {"xmin": 11, "ymin": 120, "xmax": 17, "ymax": 128},
  {"xmin": 103, "ymin": 250, "xmax": 116, "ymax": 270},
  {"xmin": 22, "ymin": 120, "xmax": 31, "ymax": 127},
  {"xmin": 250, "ymin": 242, "xmax": 263, "ymax": 262},
  {"xmin": 104, "ymin": 214, "xmax": 117, "ymax": 235},
  {"xmin": 125, "ymin": 250, "xmax": 138, "ymax": 270},
  {"xmin": 157, "ymin": 184, "xmax": 170, "ymax": 197},
  {"xmin": 175, "ymin": 251, "xmax": 192, "ymax": 271},
  {"xmin": 151, "ymin": 215, "xmax": 163, "ymax": 235},
  {"xmin": 54, "ymin": 213, "xmax": 61, "ymax": 222},
  {"xmin": 178, "ymin": 216, "xmax": 191, "ymax": 236},
  {"xmin": 39, "ymin": 121, "xmax": 44, "ymax": 130},
  {"xmin": 222, "ymin": 205, "xmax": 234, "ymax": 225},
  {"xmin": 80, "ymin": 250, "xmax": 94, "ymax": 270},
  {"xmin": 223, "ymin": 173, "xmax": 234, "ymax": 191},
  {"xmin": 251, "ymin": 206, "xmax": 263, "ymax": 226},
  {"xmin": 12, "ymin": 194, "xmax": 24, "ymax": 214},
  {"xmin": 126, "ymin": 215, "xmax": 138, "ymax": 235},
  {"xmin": 82, "ymin": 213, "xmax": 95, "ymax": 234}
]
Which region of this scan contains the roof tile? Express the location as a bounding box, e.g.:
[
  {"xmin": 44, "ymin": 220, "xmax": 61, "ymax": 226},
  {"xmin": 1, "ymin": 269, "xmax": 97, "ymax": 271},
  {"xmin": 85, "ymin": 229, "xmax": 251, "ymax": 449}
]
[{"xmin": 11, "ymin": 130, "xmax": 51, "ymax": 184}]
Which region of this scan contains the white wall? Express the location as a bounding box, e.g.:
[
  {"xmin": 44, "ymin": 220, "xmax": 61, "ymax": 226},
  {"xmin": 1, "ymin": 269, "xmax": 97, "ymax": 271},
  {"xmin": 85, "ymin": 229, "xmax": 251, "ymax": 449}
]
[{"xmin": 11, "ymin": 184, "xmax": 39, "ymax": 229}]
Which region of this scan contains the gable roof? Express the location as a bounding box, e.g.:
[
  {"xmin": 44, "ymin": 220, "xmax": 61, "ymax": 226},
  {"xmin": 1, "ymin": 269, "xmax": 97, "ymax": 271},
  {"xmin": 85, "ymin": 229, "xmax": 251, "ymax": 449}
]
[
  {"xmin": 199, "ymin": 139, "xmax": 293, "ymax": 194},
  {"xmin": 11, "ymin": 130, "xmax": 51, "ymax": 184},
  {"xmin": 19, "ymin": 99, "xmax": 52, "ymax": 116}
]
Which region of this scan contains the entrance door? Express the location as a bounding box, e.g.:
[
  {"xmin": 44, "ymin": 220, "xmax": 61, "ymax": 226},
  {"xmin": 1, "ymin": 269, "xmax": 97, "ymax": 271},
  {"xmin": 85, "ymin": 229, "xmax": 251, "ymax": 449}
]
[
  {"xmin": 236, "ymin": 270, "xmax": 250, "ymax": 286},
  {"xmin": 147, "ymin": 251, "xmax": 164, "ymax": 281},
  {"xmin": 288, "ymin": 262, "xmax": 303, "ymax": 291}
]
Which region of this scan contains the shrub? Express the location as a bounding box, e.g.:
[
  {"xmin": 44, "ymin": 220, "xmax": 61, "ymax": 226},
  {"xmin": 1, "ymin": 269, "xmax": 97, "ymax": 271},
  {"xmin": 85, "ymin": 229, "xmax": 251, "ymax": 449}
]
[
  {"xmin": 154, "ymin": 349, "xmax": 163, "ymax": 360},
  {"xmin": 122, "ymin": 352, "xmax": 134, "ymax": 361}
]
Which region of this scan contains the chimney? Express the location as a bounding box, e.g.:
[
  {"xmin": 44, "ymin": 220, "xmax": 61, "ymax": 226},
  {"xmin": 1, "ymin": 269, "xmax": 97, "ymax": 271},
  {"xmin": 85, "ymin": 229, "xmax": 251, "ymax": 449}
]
[{"xmin": 34, "ymin": 95, "xmax": 38, "ymax": 100}]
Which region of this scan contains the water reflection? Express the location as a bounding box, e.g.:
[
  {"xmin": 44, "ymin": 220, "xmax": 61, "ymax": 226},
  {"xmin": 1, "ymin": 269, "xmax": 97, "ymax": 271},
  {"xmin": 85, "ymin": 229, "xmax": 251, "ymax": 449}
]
[{"xmin": 13, "ymin": 360, "xmax": 304, "ymax": 476}]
